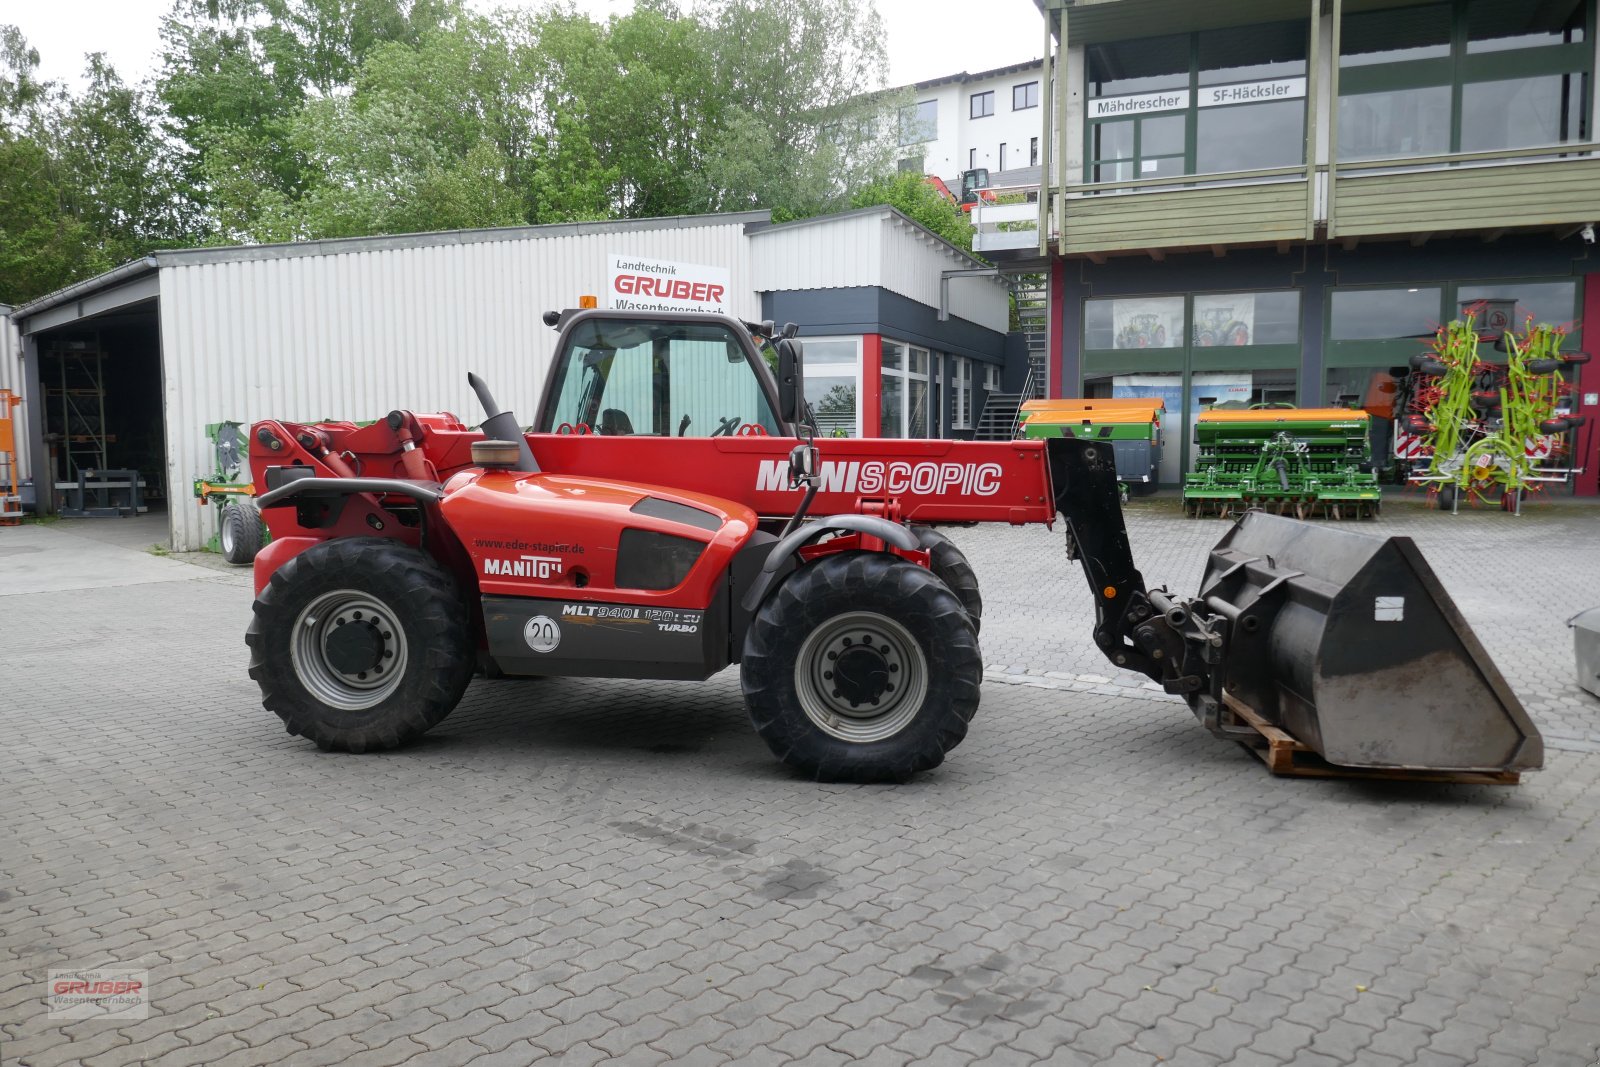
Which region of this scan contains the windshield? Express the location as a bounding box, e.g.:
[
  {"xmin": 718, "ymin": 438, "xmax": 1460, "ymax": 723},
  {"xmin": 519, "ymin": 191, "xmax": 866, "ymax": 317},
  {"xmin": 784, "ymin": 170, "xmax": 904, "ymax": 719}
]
[{"xmin": 540, "ymin": 318, "xmax": 780, "ymax": 437}]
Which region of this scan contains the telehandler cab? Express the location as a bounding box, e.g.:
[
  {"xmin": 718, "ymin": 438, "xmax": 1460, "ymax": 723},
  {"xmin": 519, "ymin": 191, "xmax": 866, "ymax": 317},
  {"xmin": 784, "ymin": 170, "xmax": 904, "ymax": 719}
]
[{"xmin": 245, "ymin": 309, "xmax": 1542, "ymax": 783}]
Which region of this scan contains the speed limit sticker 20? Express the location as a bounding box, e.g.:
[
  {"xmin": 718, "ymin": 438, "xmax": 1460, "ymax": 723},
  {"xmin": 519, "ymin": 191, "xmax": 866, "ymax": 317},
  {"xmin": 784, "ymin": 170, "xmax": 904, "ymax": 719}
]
[{"xmin": 524, "ymin": 615, "xmax": 561, "ymax": 653}]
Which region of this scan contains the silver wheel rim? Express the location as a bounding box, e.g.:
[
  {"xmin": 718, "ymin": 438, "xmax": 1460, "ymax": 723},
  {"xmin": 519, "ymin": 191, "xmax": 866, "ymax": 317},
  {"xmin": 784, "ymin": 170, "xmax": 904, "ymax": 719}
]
[
  {"xmin": 220, "ymin": 512, "xmax": 235, "ymax": 555},
  {"xmin": 290, "ymin": 590, "xmax": 408, "ymax": 711},
  {"xmin": 794, "ymin": 611, "xmax": 929, "ymax": 743}
]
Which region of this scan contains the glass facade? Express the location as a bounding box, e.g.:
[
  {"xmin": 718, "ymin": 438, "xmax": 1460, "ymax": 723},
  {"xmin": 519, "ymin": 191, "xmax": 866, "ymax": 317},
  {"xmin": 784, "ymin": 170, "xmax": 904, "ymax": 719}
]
[
  {"xmin": 1337, "ymin": 0, "xmax": 1589, "ymax": 160},
  {"xmin": 1086, "ymin": 22, "xmax": 1308, "ymax": 182}
]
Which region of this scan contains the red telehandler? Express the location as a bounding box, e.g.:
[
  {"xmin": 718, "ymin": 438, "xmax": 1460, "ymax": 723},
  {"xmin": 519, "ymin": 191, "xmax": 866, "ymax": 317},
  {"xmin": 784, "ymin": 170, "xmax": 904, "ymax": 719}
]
[{"xmin": 246, "ymin": 310, "xmax": 1542, "ymax": 783}]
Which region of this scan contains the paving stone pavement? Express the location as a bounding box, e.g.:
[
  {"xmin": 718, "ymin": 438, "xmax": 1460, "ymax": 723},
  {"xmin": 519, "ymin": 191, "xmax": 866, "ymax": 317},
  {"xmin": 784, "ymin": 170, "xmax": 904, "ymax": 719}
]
[{"xmin": 2, "ymin": 497, "xmax": 1598, "ymax": 1066}]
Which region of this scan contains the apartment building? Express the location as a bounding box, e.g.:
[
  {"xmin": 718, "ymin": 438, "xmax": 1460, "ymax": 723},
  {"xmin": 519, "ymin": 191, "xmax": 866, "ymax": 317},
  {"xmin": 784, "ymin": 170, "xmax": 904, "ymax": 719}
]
[
  {"xmin": 894, "ymin": 60, "xmax": 1049, "ymax": 191},
  {"xmin": 980, "ymin": 0, "xmax": 1600, "ymax": 494}
]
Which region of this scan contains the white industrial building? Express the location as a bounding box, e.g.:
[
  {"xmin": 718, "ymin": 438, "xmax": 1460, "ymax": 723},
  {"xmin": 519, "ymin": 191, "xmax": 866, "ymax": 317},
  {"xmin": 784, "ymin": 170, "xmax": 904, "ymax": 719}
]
[{"xmin": 1, "ymin": 208, "xmax": 1016, "ymax": 551}]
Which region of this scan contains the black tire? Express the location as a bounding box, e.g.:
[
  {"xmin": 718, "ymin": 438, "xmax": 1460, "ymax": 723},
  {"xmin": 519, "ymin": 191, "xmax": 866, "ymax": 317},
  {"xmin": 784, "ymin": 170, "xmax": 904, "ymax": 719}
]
[
  {"xmin": 912, "ymin": 526, "xmax": 982, "ymax": 632},
  {"xmin": 740, "ymin": 552, "xmax": 981, "ymax": 783},
  {"xmin": 220, "ymin": 500, "xmax": 264, "ymax": 565},
  {"xmin": 245, "ymin": 538, "xmax": 474, "ymax": 752}
]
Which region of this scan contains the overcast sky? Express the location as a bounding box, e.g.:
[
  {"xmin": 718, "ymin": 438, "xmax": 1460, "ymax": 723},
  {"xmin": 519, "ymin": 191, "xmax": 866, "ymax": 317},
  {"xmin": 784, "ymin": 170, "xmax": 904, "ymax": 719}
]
[{"xmin": 16, "ymin": 0, "xmax": 1044, "ymax": 92}]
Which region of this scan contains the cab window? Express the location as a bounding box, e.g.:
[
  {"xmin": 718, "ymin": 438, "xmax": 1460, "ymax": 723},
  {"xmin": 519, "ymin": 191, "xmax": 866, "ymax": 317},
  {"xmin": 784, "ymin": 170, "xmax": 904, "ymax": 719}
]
[{"xmin": 541, "ymin": 319, "xmax": 779, "ymax": 437}]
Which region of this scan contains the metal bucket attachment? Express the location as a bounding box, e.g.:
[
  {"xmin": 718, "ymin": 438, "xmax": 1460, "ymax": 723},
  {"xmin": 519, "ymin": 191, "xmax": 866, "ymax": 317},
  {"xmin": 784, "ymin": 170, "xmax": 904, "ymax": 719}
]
[{"xmin": 1200, "ymin": 513, "xmax": 1543, "ymax": 773}]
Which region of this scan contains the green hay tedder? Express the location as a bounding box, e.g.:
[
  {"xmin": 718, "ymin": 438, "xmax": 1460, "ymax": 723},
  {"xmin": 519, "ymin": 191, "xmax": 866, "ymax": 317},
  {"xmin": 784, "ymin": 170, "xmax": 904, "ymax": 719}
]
[{"xmin": 1396, "ymin": 307, "xmax": 1590, "ymax": 513}]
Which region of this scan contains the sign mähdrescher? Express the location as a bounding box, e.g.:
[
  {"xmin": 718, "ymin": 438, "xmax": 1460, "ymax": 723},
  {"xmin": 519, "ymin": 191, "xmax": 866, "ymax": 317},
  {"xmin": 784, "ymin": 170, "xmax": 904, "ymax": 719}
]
[
  {"xmin": 607, "ymin": 254, "xmax": 731, "ymax": 314},
  {"xmin": 1198, "ymin": 77, "xmax": 1306, "ymax": 108},
  {"xmin": 1087, "ymin": 89, "xmax": 1190, "ymax": 120}
]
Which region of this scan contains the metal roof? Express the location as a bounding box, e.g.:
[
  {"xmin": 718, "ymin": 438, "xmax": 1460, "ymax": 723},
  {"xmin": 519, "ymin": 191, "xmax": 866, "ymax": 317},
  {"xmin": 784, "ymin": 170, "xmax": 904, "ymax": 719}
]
[
  {"xmin": 902, "ymin": 58, "xmax": 1044, "ymax": 93},
  {"xmin": 12, "ymin": 211, "xmax": 774, "ymax": 323},
  {"xmin": 750, "ymin": 205, "xmax": 992, "ymax": 272}
]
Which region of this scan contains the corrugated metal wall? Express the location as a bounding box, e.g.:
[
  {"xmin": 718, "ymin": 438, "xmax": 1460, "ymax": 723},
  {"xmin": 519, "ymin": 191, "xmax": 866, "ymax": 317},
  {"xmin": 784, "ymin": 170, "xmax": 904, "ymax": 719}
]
[
  {"xmin": 750, "ymin": 210, "xmax": 1010, "ymax": 334},
  {"xmin": 158, "ymin": 219, "xmax": 759, "ymax": 550},
  {"xmin": 0, "ymin": 309, "xmax": 26, "ymax": 479}
]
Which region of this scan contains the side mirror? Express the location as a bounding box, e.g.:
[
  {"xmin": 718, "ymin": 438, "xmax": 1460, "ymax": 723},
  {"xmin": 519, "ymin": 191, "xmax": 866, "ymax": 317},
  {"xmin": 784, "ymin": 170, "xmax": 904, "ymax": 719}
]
[
  {"xmin": 781, "ymin": 322, "xmax": 799, "ymax": 340},
  {"xmin": 776, "ymin": 337, "xmax": 805, "ymax": 428}
]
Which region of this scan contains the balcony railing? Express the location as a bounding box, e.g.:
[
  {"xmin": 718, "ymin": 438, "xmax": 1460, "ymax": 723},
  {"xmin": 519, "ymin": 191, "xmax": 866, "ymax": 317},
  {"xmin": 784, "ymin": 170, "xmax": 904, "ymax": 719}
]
[
  {"xmin": 978, "ymin": 141, "xmax": 1600, "ymax": 255},
  {"xmin": 971, "ymin": 201, "xmax": 1043, "ymax": 253}
]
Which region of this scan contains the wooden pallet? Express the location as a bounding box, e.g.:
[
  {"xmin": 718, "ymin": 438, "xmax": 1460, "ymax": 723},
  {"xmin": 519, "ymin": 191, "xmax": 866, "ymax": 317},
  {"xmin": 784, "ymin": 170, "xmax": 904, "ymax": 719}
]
[{"xmin": 1219, "ymin": 691, "xmax": 1521, "ymax": 785}]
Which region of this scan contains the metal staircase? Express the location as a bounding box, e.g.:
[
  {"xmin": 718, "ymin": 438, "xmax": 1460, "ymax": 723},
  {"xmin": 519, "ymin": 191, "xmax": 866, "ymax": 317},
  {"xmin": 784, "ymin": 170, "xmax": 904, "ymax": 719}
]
[{"xmin": 973, "ymin": 273, "xmax": 1048, "ymax": 440}]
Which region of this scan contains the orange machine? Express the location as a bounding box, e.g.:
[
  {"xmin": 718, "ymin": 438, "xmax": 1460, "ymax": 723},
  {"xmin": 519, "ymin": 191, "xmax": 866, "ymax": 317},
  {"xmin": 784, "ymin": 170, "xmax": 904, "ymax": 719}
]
[{"xmin": 0, "ymin": 390, "xmax": 22, "ymax": 525}]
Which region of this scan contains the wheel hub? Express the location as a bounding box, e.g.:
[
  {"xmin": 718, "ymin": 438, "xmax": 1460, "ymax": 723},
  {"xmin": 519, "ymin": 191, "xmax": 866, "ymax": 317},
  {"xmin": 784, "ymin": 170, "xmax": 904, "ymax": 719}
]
[
  {"xmin": 830, "ymin": 641, "xmax": 895, "ymax": 710},
  {"xmin": 325, "ymin": 618, "xmax": 387, "ymax": 675},
  {"xmin": 794, "ymin": 611, "xmax": 928, "ymax": 742},
  {"xmin": 291, "ymin": 591, "xmax": 408, "ymax": 710}
]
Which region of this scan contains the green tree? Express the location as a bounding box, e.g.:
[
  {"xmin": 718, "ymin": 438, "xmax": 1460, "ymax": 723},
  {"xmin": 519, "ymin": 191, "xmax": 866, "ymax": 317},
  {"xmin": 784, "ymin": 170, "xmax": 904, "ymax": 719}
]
[
  {"xmin": 529, "ymin": 0, "xmax": 898, "ymax": 221},
  {"xmin": 55, "ymin": 56, "xmax": 196, "ymax": 262},
  {"xmin": 157, "ymin": 0, "xmax": 465, "ymax": 241},
  {"xmin": 0, "ymin": 31, "xmax": 125, "ymax": 301},
  {"xmin": 848, "ymin": 171, "xmax": 978, "ymax": 255},
  {"xmin": 698, "ymin": 0, "xmax": 900, "ymax": 218},
  {"xmin": 281, "ymin": 16, "xmax": 528, "ymax": 238}
]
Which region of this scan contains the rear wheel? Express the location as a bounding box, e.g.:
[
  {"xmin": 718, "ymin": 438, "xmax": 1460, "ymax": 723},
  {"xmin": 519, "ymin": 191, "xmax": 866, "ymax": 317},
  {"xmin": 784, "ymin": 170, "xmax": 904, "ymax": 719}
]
[
  {"xmin": 246, "ymin": 538, "xmax": 474, "ymax": 752},
  {"xmin": 741, "ymin": 552, "xmax": 981, "ymax": 783},
  {"xmin": 220, "ymin": 499, "xmax": 264, "ymax": 565},
  {"xmin": 911, "ymin": 526, "xmax": 981, "ymax": 632}
]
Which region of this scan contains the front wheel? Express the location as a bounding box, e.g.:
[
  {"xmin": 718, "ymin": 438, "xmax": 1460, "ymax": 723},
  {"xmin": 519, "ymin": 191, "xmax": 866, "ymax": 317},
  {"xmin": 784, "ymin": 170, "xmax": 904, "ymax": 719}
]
[
  {"xmin": 246, "ymin": 538, "xmax": 474, "ymax": 752},
  {"xmin": 740, "ymin": 552, "xmax": 981, "ymax": 783}
]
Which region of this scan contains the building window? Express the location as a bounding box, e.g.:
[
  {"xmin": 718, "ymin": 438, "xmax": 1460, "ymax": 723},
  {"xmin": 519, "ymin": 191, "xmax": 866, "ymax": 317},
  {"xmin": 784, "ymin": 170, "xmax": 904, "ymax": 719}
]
[
  {"xmin": 984, "ymin": 365, "xmax": 1002, "ymax": 392},
  {"xmin": 1330, "ymin": 287, "xmax": 1444, "ymax": 341},
  {"xmin": 1013, "ymin": 81, "xmax": 1039, "ymax": 110},
  {"xmin": 999, "ymin": 143, "xmax": 1008, "ymax": 170},
  {"xmin": 953, "ymin": 357, "xmax": 974, "ymax": 429},
  {"xmin": 971, "ymin": 91, "xmax": 995, "ymax": 119},
  {"xmin": 1030, "ymin": 137, "xmax": 1039, "ymax": 166},
  {"xmin": 897, "ymin": 156, "xmax": 922, "ymax": 174},
  {"xmin": 880, "ymin": 340, "xmax": 931, "ymax": 438},
  {"xmin": 803, "ymin": 337, "xmax": 863, "ymax": 438},
  {"xmin": 1338, "ymin": 0, "xmax": 1589, "ymax": 160},
  {"xmin": 1085, "ymin": 23, "xmax": 1308, "ymax": 183},
  {"xmin": 1192, "ymin": 291, "xmax": 1301, "ymax": 346},
  {"xmin": 969, "ymin": 148, "xmax": 976, "ymax": 169},
  {"xmin": 1455, "ymin": 281, "xmax": 1579, "ymax": 329},
  {"xmin": 898, "ymin": 100, "xmax": 937, "ymax": 145},
  {"xmin": 1085, "ymin": 296, "xmax": 1186, "ymax": 350}
]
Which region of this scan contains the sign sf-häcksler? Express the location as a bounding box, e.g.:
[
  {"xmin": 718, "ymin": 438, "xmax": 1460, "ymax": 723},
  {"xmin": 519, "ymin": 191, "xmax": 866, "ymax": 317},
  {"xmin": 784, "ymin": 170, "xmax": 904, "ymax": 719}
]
[{"xmin": 608, "ymin": 254, "xmax": 731, "ymax": 314}]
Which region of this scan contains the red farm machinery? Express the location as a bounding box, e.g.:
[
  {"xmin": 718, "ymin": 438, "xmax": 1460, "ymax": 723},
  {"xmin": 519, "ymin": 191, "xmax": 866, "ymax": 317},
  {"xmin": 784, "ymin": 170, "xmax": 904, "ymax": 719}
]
[{"xmin": 245, "ymin": 310, "xmax": 1543, "ymax": 783}]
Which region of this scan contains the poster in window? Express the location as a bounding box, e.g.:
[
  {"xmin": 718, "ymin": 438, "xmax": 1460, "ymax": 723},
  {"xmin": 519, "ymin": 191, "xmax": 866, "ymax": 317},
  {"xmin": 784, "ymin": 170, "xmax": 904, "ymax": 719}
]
[
  {"xmin": 1192, "ymin": 294, "xmax": 1256, "ymax": 346},
  {"xmin": 1111, "ymin": 297, "xmax": 1184, "ymax": 349}
]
